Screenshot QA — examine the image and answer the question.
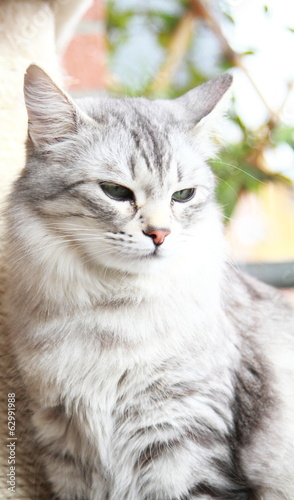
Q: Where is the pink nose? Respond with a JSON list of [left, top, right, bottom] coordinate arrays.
[[145, 229, 171, 246]]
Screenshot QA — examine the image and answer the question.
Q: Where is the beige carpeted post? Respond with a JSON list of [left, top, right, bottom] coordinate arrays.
[[0, 1, 91, 498]]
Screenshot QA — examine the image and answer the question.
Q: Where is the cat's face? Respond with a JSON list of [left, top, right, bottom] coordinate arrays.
[[16, 66, 232, 274]]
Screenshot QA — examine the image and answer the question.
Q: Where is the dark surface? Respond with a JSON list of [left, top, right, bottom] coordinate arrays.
[[239, 261, 294, 288]]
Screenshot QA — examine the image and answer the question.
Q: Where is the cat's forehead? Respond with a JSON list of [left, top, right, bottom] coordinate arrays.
[[78, 95, 173, 127], [80, 95, 175, 152], [79, 97, 209, 189]]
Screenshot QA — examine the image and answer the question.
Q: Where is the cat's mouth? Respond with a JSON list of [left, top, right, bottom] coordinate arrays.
[[147, 247, 163, 259]]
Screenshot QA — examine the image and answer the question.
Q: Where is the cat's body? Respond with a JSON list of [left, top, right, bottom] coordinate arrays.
[[5, 66, 294, 500]]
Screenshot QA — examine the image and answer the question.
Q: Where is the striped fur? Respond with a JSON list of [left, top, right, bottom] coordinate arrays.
[[5, 65, 294, 499]]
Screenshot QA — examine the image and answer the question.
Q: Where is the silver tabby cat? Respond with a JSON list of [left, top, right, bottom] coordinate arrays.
[[5, 65, 294, 500]]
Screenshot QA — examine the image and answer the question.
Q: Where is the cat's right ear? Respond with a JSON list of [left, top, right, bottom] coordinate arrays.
[[24, 65, 89, 149]]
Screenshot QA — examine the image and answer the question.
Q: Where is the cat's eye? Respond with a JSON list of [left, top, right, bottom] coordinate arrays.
[[172, 188, 195, 203], [100, 182, 135, 202]]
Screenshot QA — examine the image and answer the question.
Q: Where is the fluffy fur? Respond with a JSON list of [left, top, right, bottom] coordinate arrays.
[[5, 65, 294, 500]]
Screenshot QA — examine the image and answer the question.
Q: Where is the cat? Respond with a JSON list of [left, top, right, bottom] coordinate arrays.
[[4, 64, 294, 500]]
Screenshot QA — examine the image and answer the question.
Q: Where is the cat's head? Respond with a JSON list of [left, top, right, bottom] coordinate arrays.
[[14, 65, 232, 275]]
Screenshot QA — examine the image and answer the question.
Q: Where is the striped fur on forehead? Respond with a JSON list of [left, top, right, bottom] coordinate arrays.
[[79, 97, 179, 184], [126, 108, 172, 181]]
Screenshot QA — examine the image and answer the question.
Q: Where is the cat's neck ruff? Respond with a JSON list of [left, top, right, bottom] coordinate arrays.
[[8, 209, 225, 337]]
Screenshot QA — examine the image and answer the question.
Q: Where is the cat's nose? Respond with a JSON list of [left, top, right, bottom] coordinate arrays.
[[144, 228, 171, 246]]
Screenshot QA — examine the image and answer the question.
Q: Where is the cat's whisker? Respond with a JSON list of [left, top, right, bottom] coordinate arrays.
[[213, 174, 239, 197], [8, 237, 114, 266], [45, 224, 101, 232], [43, 227, 108, 238], [222, 214, 235, 222], [44, 226, 135, 243], [80, 251, 124, 269], [212, 159, 265, 185], [47, 226, 135, 242]]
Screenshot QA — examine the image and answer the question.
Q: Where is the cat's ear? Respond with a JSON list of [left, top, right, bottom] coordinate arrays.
[[165, 74, 233, 158], [24, 64, 86, 149], [174, 74, 233, 126]]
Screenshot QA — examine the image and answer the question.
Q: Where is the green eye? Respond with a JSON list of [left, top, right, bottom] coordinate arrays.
[[100, 182, 134, 202], [172, 188, 195, 203]]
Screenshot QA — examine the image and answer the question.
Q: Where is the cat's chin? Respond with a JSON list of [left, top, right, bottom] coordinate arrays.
[[95, 250, 172, 275]]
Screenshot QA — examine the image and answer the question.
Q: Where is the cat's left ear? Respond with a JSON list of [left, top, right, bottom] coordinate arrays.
[[24, 64, 92, 149], [174, 73, 233, 127]]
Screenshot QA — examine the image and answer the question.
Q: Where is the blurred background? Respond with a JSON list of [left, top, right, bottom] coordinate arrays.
[[63, 0, 294, 292]]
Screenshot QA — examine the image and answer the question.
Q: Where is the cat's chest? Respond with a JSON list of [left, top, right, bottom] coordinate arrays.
[[58, 337, 235, 473], [34, 296, 233, 407], [72, 292, 217, 347], [30, 302, 237, 479]]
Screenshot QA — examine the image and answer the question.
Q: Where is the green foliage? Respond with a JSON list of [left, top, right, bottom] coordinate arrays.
[[106, 1, 134, 54], [272, 126, 294, 147], [213, 146, 268, 220]]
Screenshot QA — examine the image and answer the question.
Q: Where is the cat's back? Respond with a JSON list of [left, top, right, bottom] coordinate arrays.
[[221, 267, 289, 407], [224, 266, 294, 375], [223, 267, 294, 496], [224, 266, 294, 341]]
